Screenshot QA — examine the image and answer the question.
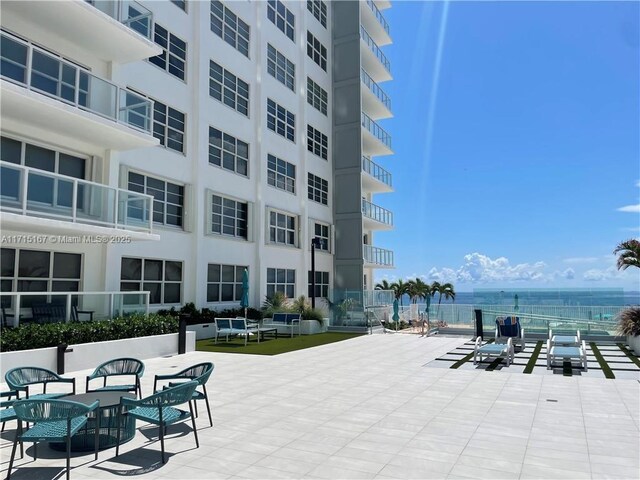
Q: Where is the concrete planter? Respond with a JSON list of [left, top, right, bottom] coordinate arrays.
[[300, 318, 329, 335], [627, 335, 640, 356], [0, 332, 196, 378]]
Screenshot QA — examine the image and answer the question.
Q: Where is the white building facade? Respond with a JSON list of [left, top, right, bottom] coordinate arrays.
[[0, 0, 393, 321]]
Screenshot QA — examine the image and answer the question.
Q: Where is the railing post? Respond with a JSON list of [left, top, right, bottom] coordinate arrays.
[[71, 180, 78, 222], [145, 292, 150, 317], [65, 294, 72, 322], [20, 167, 28, 214], [15, 294, 21, 327], [109, 293, 114, 319]]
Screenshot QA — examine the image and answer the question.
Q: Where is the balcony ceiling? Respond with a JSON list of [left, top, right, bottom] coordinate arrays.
[[0, 1, 161, 65], [360, 40, 392, 84], [361, 84, 393, 121], [363, 216, 393, 232], [1, 80, 159, 151], [362, 127, 393, 157], [362, 170, 393, 194], [360, 2, 392, 47]]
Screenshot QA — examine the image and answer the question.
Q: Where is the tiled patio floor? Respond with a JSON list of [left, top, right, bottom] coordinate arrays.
[[1, 334, 638, 479]]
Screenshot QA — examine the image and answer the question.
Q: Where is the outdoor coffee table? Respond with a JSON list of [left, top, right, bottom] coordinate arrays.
[[50, 391, 136, 452], [256, 327, 278, 342]]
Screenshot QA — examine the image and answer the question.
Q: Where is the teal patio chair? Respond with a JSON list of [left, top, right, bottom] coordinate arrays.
[[5, 367, 76, 399], [1, 398, 23, 460], [115, 380, 199, 464], [153, 362, 214, 427], [86, 358, 145, 398], [7, 398, 100, 480]]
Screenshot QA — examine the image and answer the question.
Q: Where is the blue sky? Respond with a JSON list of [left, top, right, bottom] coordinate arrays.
[[374, 0, 640, 291]]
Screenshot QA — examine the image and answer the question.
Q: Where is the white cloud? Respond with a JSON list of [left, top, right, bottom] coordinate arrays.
[[561, 268, 575, 280], [617, 204, 640, 213], [563, 257, 598, 264]]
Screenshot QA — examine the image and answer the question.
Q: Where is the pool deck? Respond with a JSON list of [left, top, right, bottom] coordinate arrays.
[[1, 334, 638, 479]]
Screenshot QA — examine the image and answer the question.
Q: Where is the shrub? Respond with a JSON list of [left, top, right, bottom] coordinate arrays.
[[0, 313, 178, 352], [617, 307, 640, 337]]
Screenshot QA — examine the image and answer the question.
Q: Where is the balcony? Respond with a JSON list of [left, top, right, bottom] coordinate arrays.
[[374, 0, 392, 10], [0, 31, 158, 151], [0, 0, 160, 64], [362, 199, 393, 230], [361, 69, 392, 120], [361, 0, 391, 47], [363, 244, 395, 268], [360, 26, 392, 83], [0, 161, 159, 241], [361, 112, 393, 156], [362, 156, 393, 193]]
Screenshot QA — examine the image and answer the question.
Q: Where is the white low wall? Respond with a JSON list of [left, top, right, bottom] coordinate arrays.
[[188, 319, 330, 340], [187, 323, 216, 340], [0, 332, 196, 377]]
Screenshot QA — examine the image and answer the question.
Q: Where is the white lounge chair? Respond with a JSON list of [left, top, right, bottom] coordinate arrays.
[[547, 339, 588, 371], [473, 337, 514, 366]]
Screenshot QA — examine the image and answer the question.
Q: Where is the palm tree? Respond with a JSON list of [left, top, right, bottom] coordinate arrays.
[[375, 280, 393, 291], [614, 239, 640, 270], [391, 279, 409, 307], [407, 278, 430, 304], [435, 282, 456, 316]]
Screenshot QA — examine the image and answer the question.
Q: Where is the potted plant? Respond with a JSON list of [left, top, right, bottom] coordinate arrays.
[[617, 307, 640, 355]]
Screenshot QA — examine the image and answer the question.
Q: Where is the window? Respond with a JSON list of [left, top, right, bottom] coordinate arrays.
[[269, 210, 296, 247], [207, 264, 246, 302], [313, 222, 330, 252], [308, 270, 329, 298], [307, 0, 327, 28], [307, 125, 328, 160], [267, 44, 295, 91], [306, 31, 327, 71], [307, 77, 327, 115], [1, 248, 81, 308], [128, 172, 184, 227], [267, 0, 295, 41], [308, 173, 328, 205], [208, 127, 249, 176], [267, 154, 295, 194], [171, 0, 186, 11], [121, 258, 182, 305], [210, 194, 248, 239], [151, 99, 185, 153], [210, 0, 250, 57], [149, 24, 186, 81], [210, 61, 249, 116], [267, 99, 295, 142], [267, 268, 295, 298]]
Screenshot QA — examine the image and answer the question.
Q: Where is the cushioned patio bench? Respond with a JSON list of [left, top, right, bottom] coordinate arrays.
[[262, 313, 301, 338], [214, 318, 257, 346]]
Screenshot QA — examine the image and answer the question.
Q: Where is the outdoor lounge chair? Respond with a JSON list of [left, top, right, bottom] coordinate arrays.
[[547, 339, 588, 371], [86, 358, 145, 398], [495, 316, 525, 351], [473, 337, 514, 366], [6, 398, 100, 480], [115, 381, 199, 464], [5, 367, 76, 399]]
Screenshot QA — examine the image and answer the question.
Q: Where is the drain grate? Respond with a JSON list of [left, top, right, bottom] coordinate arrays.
[[546, 399, 558, 402]]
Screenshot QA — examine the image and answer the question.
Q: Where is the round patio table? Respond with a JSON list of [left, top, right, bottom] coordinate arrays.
[[50, 391, 136, 452]]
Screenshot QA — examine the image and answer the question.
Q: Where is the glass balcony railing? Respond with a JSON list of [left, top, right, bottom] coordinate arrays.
[[360, 26, 391, 74], [0, 161, 154, 234], [365, 0, 390, 35], [362, 156, 392, 188], [361, 69, 391, 111], [363, 244, 394, 267], [361, 112, 392, 149], [85, 0, 154, 39], [362, 199, 393, 226], [0, 31, 153, 134]]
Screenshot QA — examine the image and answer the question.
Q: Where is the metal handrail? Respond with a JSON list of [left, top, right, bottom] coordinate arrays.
[[363, 244, 394, 266], [361, 112, 392, 149], [361, 69, 391, 110], [362, 199, 393, 226], [360, 26, 391, 74], [365, 0, 390, 35], [362, 156, 392, 187]]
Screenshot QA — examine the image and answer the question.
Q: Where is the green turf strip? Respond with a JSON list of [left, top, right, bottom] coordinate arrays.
[[450, 339, 493, 369], [523, 341, 543, 374], [590, 342, 615, 379], [196, 332, 363, 355], [562, 361, 573, 376], [616, 343, 640, 368]]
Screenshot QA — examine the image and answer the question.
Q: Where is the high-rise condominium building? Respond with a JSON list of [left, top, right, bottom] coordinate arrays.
[[0, 0, 393, 322]]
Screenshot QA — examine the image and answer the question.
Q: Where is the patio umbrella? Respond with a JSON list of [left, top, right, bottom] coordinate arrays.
[[240, 268, 249, 319], [392, 298, 399, 332], [514, 293, 519, 313]]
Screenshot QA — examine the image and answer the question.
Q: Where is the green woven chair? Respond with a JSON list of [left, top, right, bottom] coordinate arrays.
[[153, 362, 214, 427], [7, 399, 100, 480], [86, 358, 145, 398], [5, 367, 76, 399], [0, 398, 23, 460], [115, 381, 199, 464]]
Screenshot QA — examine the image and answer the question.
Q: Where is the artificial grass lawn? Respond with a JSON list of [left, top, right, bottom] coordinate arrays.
[[196, 332, 363, 355]]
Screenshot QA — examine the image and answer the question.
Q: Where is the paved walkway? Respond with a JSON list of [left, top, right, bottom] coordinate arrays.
[[1, 334, 638, 479]]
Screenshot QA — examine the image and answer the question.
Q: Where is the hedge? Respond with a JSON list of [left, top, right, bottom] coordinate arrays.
[[0, 313, 178, 352]]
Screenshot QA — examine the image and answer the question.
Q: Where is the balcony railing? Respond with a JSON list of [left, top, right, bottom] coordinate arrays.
[[85, 0, 154, 39], [0, 161, 155, 234], [361, 69, 391, 111], [362, 156, 392, 188], [362, 199, 393, 226], [360, 26, 391, 74], [365, 0, 390, 35], [361, 112, 392, 149], [1, 31, 153, 134], [363, 244, 394, 267]]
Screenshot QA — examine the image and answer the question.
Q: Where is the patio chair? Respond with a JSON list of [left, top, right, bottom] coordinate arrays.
[[547, 339, 588, 371], [5, 367, 76, 399], [0, 397, 23, 459], [115, 380, 199, 464], [495, 316, 525, 351], [473, 337, 514, 366], [86, 358, 145, 398], [214, 318, 256, 346], [153, 362, 214, 427], [6, 398, 100, 480]]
